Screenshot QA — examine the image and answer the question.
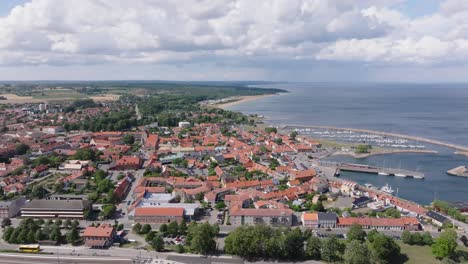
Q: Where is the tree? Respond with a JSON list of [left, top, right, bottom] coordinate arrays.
[[151, 235, 164, 252], [371, 234, 400, 264], [26, 230, 35, 243], [401, 230, 412, 244], [2, 226, 14, 242], [176, 244, 185, 253], [18, 228, 28, 243], [367, 229, 379, 243], [73, 148, 96, 161], [306, 236, 321, 260], [132, 223, 142, 233], [432, 229, 457, 259], [321, 235, 343, 262], [290, 131, 298, 140], [265, 127, 277, 134], [15, 143, 30, 155], [141, 224, 152, 235], [34, 229, 43, 241], [117, 224, 124, 231], [179, 219, 188, 235], [422, 232, 434, 246], [123, 134, 135, 145], [71, 220, 79, 229], [1, 217, 12, 227], [344, 240, 371, 264], [145, 231, 155, 242], [100, 204, 116, 219], [64, 219, 72, 229], [187, 222, 217, 255], [159, 223, 168, 234], [50, 225, 62, 244], [215, 201, 226, 210], [347, 224, 366, 242], [66, 227, 80, 245], [282, 228, 305, 259], [168, 221, 179, 235]]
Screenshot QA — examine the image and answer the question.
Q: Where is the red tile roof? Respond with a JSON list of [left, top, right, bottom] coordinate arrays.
[[135, 207, 184, 217]]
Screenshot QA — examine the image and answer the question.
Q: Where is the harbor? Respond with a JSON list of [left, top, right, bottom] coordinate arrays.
[[319, 161, 425, 179]]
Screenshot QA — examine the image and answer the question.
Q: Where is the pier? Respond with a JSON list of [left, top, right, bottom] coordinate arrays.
[[319, 161, 425, 179], [282, 125, 468, 152]]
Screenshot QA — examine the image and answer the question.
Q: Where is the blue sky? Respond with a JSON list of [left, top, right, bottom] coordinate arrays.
[[0, 0, 468, 82]]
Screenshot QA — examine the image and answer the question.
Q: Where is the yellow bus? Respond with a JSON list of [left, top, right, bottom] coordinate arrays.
[[19, 244, 40, 253]]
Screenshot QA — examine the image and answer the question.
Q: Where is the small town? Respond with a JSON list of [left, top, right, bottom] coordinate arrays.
[[0, 90, 467, 264]]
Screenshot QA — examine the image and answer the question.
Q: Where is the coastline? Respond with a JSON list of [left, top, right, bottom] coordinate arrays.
[[213, 94, 278, 109]]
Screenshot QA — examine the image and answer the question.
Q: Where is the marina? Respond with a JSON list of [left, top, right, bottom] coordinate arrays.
[[320, 161, 425, 179]]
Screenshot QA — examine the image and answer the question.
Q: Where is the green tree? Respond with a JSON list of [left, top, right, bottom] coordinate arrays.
[[367, 229, 379, 243], [34, 229, 43, 241], [422, 232, 434, 246], [50, 225, 62, 244], [215, 201, 226, 210], [141, 224, 152, 235], [146, 231, 156, 242], [18, 228, 28, 243], [187, 222, 217, 255], [401, 230, 412, 244], [347, 224, 366, 242], [179, 219, 188, 235], [432, 229, 457, 259], [132, 223, 142, 233], [282, 228, 305, 259], [64, 219, 72, 229], [371, 234, 400, 264], [100, 204, 116, 219], [306, 236, 321, 260], [2, 226, 14, 242], [159, 223, 168, 234], [176, 244, 185, 253], [15, 143, 30, 155], [151, 235, 164, 252], [344, 240, 371, 264], [321, 235, 343, 262], [71, 220, 79, 229], [66, 227, 80, 245], [123, 134, 135, 145], [26, 230, 36, 243], [265, 127, 277, 134], [167, 221, 179, 235], [73, 148, 96, 161], [290, 131, 298, 140]]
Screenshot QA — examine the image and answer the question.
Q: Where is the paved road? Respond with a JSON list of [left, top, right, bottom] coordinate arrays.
[[0, 253, 132, 264]]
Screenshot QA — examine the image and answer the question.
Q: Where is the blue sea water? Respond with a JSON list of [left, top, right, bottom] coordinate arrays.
[[226, 83, 468, 204]]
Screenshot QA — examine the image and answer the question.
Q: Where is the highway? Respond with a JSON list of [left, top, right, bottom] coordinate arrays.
[[0, 253, 133, 264]]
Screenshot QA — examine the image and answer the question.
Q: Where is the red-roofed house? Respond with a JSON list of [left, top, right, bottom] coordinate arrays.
[[83, 224, 116, 248], [114, 156, 142, 170], [134, 207, 184, 223]]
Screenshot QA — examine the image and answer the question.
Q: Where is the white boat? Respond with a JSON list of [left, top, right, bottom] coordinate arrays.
[[394, 173, 406, 177], [378, 172, 390, 176], [380, 184, 394, 194], [364, 183, 373, 189]]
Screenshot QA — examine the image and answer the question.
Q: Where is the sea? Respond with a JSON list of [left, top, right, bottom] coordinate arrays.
[[225, 83, 468, 205]]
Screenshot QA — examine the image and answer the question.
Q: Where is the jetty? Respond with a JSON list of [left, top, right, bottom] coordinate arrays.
[[319, 161, 425, 179], [282, 125, 468, 152], [446, 166, 468, 178]]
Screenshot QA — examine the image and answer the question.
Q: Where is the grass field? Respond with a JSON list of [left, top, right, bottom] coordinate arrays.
[[397, 241, 468, 264]]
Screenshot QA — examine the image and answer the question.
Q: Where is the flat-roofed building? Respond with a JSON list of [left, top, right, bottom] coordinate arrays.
[[230, 207, 293, 227], [0, 196, 26, 218], [134, 207, 184, 223], [20, 199, 91, 219]]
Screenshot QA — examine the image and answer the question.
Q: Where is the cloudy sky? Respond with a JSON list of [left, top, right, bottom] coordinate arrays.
[[0, 0, 467, 82]]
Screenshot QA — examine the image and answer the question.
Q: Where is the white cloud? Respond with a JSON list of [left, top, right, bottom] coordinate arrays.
[[0, 0, 467, 80]]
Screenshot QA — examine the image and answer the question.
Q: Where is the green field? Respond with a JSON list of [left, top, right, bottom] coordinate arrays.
[[397, 241, 468, 264]]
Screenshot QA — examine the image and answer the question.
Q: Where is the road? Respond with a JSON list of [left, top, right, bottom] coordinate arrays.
[[0, 253, 132, 264]]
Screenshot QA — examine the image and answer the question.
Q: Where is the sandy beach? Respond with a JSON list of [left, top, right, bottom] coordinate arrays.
[[214, 94, 277, 109]]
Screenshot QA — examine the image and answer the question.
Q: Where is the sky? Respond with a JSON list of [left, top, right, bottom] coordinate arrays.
[[0, 0, 468, 82]]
